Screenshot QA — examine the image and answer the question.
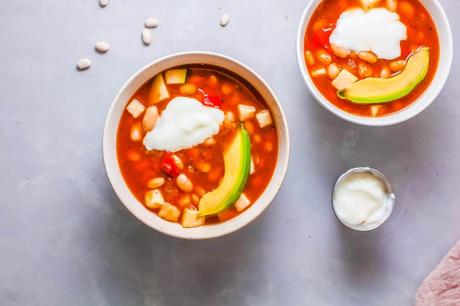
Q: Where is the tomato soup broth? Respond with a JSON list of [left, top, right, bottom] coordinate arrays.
[[304, 0, 439, 117], [117, 65, 278, 226]]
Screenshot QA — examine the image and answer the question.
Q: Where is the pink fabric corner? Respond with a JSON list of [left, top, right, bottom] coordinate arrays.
[[416, 240, 460, 306]]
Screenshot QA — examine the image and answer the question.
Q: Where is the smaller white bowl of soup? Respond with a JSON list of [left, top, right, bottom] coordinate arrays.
[[103, 52, 289, 239], [297, 0, 453, 126]]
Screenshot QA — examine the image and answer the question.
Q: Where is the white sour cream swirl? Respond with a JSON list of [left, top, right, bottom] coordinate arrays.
[[329, 8, 407, 60], [143, 97, 224, 152]]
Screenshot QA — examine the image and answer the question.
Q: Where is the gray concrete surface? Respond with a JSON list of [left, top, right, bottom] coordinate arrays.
[[1, 0, 459, 305]]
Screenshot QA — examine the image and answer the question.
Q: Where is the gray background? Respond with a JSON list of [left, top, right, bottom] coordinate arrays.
[[1, 0, 459, 305]]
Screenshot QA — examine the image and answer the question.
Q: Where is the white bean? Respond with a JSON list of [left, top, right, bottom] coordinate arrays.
[[142, 29, 152, 45], [220, 14, 230, 27], [311, 68, 327, 78], [317, 50, 332, 65], [358, 62, 372, 78], [144, 17, 159, 28], [380, 66, 391, 78], [305, 50, 315, 66], [147, 177, 165, 189], [142, 106, 159, 131], [77, 58, 91, 71], [390, 60, 405, 72], [327, 63, 340, 79], [331, 43, 349, 58], [358, 51, 377, 64], [171, 154, 184, 170], [176, 174, 193, 192], [204, 137, 216, 146], [195, 161, 211, 173], [95, 41, 110, 53], [99, 0, 109, 7], [386, 0, 397, 11]]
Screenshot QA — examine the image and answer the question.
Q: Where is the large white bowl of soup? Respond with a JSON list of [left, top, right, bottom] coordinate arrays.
[[296, 0, 453, 126], [103, 52, 290, 239]]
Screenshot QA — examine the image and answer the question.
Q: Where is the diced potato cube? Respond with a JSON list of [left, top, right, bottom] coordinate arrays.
[[250, 157, 255, 175], [126, 99, 145, 118], [145, 189, 164, 209], [331, 69, 358, 90], [238, 105, 256, 121], [181, 208, 205, 228], [255, 110, 273, 128], [158, 202, 181, 222], [234, 193, 251, 212]]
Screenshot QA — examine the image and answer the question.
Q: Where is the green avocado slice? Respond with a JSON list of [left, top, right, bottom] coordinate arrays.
[[338, 47, 430, 104], [198, 126, 251, 216]]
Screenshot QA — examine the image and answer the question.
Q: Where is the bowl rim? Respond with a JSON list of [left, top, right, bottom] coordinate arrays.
[[103, 51, 290, 239], [296, 0, 453, 126]]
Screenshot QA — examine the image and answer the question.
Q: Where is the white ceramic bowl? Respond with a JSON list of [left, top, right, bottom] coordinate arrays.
[[296, 0, 453, 126], [103, 51, 290, 239]]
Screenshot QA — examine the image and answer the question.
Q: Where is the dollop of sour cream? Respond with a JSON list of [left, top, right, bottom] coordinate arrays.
[[143, 97, 224, 152], [333, 171, 394, 230], [329, 8, 407, 60]]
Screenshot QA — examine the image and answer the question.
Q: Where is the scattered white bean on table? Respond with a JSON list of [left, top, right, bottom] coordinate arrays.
[[142, 29, 152, 45], [95, 41, 110, 53], [220, 14, 230, 27], [145, 17, 159, 28], [99, 0, 109, 8], [77, 58, 91, 71]]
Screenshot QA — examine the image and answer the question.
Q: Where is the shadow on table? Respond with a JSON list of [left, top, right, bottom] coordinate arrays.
[[335, 220, 389, 285], [83, 179, 274, 306]]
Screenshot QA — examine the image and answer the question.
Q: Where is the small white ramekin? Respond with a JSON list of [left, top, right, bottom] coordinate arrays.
[[103, 51, 290, 239], [332, 167, 395, 231], [296, 0, 453, 126]]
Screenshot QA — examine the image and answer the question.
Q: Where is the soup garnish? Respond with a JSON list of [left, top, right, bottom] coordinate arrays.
[[117, 65, 278, 227], [304, 0, 439, 117]]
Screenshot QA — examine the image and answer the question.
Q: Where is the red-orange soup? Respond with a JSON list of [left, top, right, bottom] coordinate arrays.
[[304, 0, 439, 117], [117, 65, 278, 226]]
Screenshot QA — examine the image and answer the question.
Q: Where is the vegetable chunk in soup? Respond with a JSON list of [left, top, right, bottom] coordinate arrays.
[[117, 65, 278, 227], [304, 0, 439, 117]]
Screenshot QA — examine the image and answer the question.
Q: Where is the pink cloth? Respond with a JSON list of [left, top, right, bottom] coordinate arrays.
[[416, 241, 460, 306]]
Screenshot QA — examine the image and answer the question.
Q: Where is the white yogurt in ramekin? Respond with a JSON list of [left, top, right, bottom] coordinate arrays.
[[332, 167, 395, 231]]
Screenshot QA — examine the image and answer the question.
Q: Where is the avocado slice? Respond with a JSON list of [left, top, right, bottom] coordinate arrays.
[[338, 47, 430, 104], [149, 73, 170, 104], [198, 126, 251, 216], [165, 69, 187, 84]]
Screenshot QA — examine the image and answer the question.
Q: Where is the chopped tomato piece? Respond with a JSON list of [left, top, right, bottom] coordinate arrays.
[[198, 89, 223, 108], [160, 152, 180, 177], [203, 95, 223, 107]]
